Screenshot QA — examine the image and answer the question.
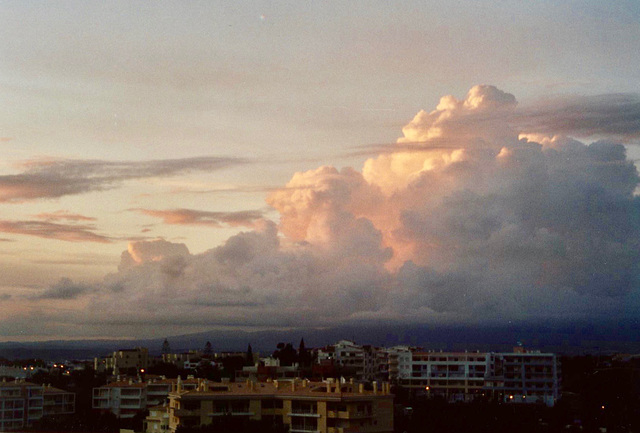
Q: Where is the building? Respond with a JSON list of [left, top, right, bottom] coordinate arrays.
[[0, 380, 75, 431], [395, 347, 560, 406], [93, 377, 198, 418], [399, 351, 492, 402], [487, 349, 560, 406], [145, 404, 170, 433], [165, 378, 394, 433], [236, 358, 301, 382], [95, 347, 150, 375]]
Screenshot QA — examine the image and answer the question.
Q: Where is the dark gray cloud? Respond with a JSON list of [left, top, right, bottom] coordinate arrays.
[[36, 278, 93, 300], [517, 93, 640, 141], [0, 220, 111, 243], [0, 156, 247, 203]]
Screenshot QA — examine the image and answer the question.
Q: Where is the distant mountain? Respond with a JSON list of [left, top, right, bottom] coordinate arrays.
[[1, 319, 639, 361]]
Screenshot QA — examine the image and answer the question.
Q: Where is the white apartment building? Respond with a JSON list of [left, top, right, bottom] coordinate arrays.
[[487, 350, 560, 406], [93, 377, 198, 418], [397, 348, 560, 406], [399, 351, 492, 402]]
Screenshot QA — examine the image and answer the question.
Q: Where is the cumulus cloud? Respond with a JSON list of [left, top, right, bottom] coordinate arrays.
[[134, 208, 265, 228], [0, 156, 245, 203], [42, 85, 640, 331]]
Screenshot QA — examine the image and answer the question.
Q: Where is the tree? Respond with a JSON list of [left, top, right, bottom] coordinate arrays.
[[204, 341, 213, 357], [273, 343, 297, 366], [246, 344, 254, 366], [162, 338, 171, 355]]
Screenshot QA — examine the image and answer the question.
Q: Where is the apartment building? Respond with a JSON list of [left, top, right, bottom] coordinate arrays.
[[399, 351, 492, 402], [236, 358, 301, 382], [93, 377, 198, 418], [0, 380, 75, 431], [165, 378, 394, 433], [487, 349, 560, 406], [395, 348, 560, 406], [145, 404, 170, 433], [94, 347, 150, 375]]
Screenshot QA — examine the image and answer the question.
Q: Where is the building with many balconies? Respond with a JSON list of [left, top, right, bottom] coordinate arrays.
[[165, 378, 394, 433], [0, 380, 75, 431]]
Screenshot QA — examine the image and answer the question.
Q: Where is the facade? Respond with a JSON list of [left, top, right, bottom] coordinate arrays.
[[95, 347, 150, 375], [145, 404, 170, 433], [399, 351, 492, 402], [0, 380, 75, 431], [165, 378, 394, 433], [93, 377, 198, 418], [236, 358, 301, 382], [395, 348, 560, 406], [487, 350, 560, 406]]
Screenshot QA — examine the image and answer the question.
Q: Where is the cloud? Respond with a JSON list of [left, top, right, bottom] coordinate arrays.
[[0, 220, 111, 243], [15, 85, 640, 336], [134, 208, 265, 229], [35, 278, 93, 300], [516, 93, 640, 142], [0, 156, 246, 203], [32, 210, 97, 221]]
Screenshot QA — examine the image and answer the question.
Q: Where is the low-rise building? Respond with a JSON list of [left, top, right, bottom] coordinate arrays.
[[165, 378, 394, 433]]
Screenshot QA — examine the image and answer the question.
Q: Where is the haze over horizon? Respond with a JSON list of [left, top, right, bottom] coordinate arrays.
[[2, 1, 640, 342]]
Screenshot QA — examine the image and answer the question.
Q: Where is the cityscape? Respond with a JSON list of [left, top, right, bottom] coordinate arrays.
[[3, 338, 640, 432]]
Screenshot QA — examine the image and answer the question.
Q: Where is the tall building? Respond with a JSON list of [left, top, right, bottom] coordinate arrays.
[[165, 378, 394, 433]]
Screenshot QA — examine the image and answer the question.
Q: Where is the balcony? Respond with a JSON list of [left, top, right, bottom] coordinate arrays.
[[327, 410, 371, 419], [208, 411, 255, 417], [174, 408, 200, 417], [288, 411, 320, 418], [120, 402, 144, 409]]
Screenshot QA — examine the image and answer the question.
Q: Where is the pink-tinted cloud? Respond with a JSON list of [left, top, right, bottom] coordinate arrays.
[[0, 156, 246, 203], [134, 208, 265, 229], [0, 220, 111, 243], [32, 210, 97, 221]]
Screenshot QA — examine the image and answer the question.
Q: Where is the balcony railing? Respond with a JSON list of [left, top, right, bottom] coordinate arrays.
[[288, 411, 320, 418]]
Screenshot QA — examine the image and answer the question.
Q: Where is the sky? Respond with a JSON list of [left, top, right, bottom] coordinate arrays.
[[1, 0, 640, 341]]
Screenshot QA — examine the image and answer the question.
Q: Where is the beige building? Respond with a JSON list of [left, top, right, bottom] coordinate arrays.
[[95, 347, 149, 375], [145, 404, 170, 433], [166, 378, 394, 433]]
